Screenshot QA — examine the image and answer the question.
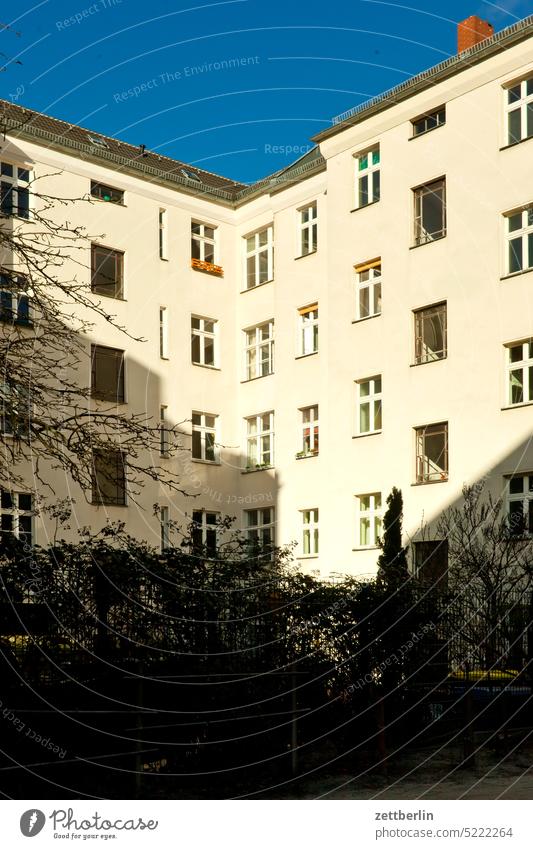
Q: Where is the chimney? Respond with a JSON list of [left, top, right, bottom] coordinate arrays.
[[457, 15, 494, 52]]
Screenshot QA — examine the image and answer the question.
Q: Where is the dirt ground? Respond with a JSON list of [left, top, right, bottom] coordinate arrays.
[[260, 740, 533, 799]]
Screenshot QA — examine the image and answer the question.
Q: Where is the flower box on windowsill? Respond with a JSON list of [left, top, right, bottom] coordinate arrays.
[[296, 450, 319, 460], [243, 463, 272, 473], [191, 258, 224, 276]]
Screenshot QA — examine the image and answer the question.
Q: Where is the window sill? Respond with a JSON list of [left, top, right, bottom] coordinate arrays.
[[352, 313, 381, 324], [192, 362, 221, 371], [295, 351, 319, 361], [410, 355, 447, 367], [501, 401, 533, 411], [240, 279, 274, 294], [411, 478, 448, 486], [241, 373, 274, 384], [91, 291, 126, 301], [500, 268, 533, 282], [408, 123, 445, 140], [352, 546, 379, 551], [294, 250, 317, 261], [499, 135, 533, 153], [90, 197, 126, 207], [352, 431, 382, 439], [91, 397, 127, 405], [242, 465, 274, 474], [91, 501, 127, 508], [299, 554, 319, 560], [410, 234, 446, 250], [296, 452, 319, 460], [191, 458, 221, 466], [350, 200, 380, 213]]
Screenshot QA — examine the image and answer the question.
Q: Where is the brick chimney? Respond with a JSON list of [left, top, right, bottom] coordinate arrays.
[[457, 15, 494, 52]]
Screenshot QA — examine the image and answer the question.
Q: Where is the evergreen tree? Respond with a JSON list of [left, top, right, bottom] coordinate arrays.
[[377, 487, 409, 589]]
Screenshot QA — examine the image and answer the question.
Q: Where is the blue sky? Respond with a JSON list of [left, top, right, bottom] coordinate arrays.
[[0, 0, 530, 183]]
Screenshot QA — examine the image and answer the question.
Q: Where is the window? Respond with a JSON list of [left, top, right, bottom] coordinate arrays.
[[355, 146, 380, 208], [414, 540, 448, 586], [160, 506, 170, 551], [160, 405, 169, 456], [159, 307, 169, 359], [191, 317, 217, 367], [415, 423, 448, 483], [413, 178, 446, 245], [0, 273, 30, 325], [0, 491, 33, 547], [356, 376, 382, 434], [412, 107, 446, 137], [414, 303, 447, 364], [355, 259, 381, 320], [244, 321, 274, 379], [192, 509, 218, 556], [356, 493, 382, 548], [0, 162, 31, 218], [191, 222, 216, 263], [506, 339, 533, 405], [91, 245, 124, 299], [91, 345, 125, 403], [298, 304, 318, 356], [90, 181, 124, 205], [245, 226, 273, 289], [159, 209, 168, 259], [301, 508, 319, 555], [192, 412, 218, 463], [507, 474, 533, 536], [0, 382, 31, 436], [299, 405, 319, 456], [505, 205, 533, 275], [299, 202, 317, 255], [244, 507, 275, 550], [246, 412, 274, 469], [505, 77, 533, 145], [91, 450, 126, 505]]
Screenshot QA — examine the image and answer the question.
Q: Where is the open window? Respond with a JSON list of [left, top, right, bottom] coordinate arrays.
[[413, 178, 446, 245], [414, 302, 447, 364], [415, 423, 448, 483]]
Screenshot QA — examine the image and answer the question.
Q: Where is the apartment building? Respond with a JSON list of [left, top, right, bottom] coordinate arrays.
[[1, 14, 533, 578]]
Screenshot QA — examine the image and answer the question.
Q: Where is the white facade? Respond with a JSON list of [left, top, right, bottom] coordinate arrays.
[[2, 18, 533, 577]]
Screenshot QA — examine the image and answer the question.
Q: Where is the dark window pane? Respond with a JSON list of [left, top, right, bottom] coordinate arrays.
[[191, 430, 202, 459], [191, 333, 201, 363], [509, 238, 523, 273], [509, 476, 524, 494], [18, 493, 32, 511], [359, 174, 368, 207], [17, 187, 29, 218], [1, 163, 13, 177], [1, 182, 13, 215], [373, 169, 380, 202], [91, 247, 123, 298], [508, 108, 521, 144], [90, 181, 124, 204]]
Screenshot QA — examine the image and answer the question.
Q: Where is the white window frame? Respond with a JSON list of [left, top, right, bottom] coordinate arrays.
[[505, 205, 533, 275], [505, 76, 533, 146], [355, 259, 381, 320], [506, 339, 533, 406], [301, 508, 319, 556], [192, 412, 219, 463], [191, 221, 217, 263], [192, 509, 219, 554], [244, 507, 275, 549], [159, 307, 169, 359], [413, 178, 446, 246], [354, 146, 380, 209], [160, 405, 169, 456], [0, 490, 33, 547], [299, 405, 319, 456], [415, 422, 448, 483], [160, 505, 170, 551], [0, 161, 31, 219], [298, 201, 317, 256], [356, 376, 382, 435], [244, 321, 274, 380], [298, 304, 319, 356], [507, 474, 533, 536], [244, 225, 274, 289], [159, 208, 168, 260], [356, 493, 382, 549], [191, 316, 218, 368], [245, 412, 274, 469], [413, 302, 447, 364]]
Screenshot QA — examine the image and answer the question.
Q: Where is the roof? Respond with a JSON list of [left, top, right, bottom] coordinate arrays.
[[313, 14, 533, 144]]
